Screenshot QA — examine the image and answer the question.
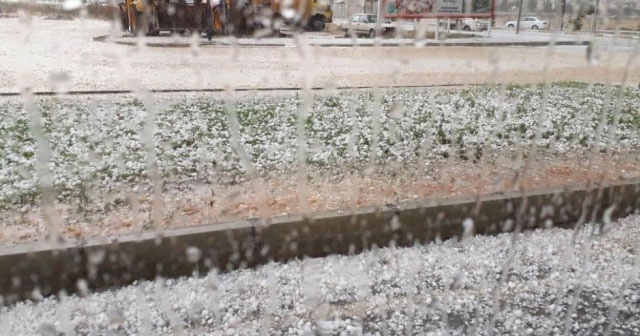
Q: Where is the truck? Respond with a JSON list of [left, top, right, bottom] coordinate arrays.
[[234, 0, 333, 33], [118, 0, 332, 37]]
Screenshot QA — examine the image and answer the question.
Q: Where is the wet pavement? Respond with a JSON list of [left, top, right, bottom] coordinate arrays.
[[100, 29, 589, 48]]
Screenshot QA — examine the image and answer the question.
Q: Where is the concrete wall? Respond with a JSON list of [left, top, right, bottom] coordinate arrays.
[[1, 180, 638, 304]]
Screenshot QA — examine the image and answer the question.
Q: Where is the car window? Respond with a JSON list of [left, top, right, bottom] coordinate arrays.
[[368, 16, 377, 23]]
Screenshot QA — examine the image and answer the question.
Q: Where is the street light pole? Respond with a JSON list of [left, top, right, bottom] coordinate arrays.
[[560, 0, 566, 30], [375, 0, 383, 37], [591, 0, 600, 32], [515, 0, 524, 34]]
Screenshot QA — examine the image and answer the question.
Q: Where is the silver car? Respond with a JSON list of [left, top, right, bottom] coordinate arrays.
[[458, 18, 489, 31], [339, 14, 395, 38], [504, 16, 549, 30]]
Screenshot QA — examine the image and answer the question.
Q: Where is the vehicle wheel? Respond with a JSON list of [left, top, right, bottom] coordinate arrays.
[[531, 25, 539, 30], [368, 29, 375, 38], [463, 25, 471, 31], [507, 24, 514, 29], [311, 16, 325, 31]]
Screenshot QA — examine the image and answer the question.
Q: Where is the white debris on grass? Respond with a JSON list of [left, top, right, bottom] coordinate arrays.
[[2, 215, 640, 335], [1, 84, 639, 211]]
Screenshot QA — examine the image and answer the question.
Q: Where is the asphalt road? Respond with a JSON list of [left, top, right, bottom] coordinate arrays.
[[0, 17, 638, 92]]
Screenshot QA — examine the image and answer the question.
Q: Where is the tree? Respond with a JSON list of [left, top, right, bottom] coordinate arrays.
[[572, 15, 584, 30], [570, 2, 595, 31], [583, 3, 595, 14], [543, 0, 553, 13], [565, 2, 573, 15], [472, 0, 492, 12], [527, 0, 538, 11], [498, 0, 510, 11]]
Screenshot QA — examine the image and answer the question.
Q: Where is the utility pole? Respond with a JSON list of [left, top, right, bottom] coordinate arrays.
[[375, 0, 383, 37], [591, 0, 600, 32], [515, 0, 524, 33], [560, 0, 566, 30]]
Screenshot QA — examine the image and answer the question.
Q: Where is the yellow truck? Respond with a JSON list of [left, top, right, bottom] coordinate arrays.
[[269, 0, 333, 31], [298, 0, 333, 31]]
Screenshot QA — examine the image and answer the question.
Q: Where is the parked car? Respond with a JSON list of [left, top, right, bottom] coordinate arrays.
[[338, 13, 395, 38], [504, 16, 548, 30], [443, 18, 489, 31]]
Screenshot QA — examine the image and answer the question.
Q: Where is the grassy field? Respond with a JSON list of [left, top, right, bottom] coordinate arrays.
[[1, 82, 639, 212]]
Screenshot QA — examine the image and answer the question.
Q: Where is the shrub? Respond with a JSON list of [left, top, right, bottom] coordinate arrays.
[[569, 2, 596, 31], [572, 15, 584, 31]]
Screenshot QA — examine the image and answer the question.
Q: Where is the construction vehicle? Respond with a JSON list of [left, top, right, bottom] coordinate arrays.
[[269, 0, 333, 31], [118, 0, 332, 37]]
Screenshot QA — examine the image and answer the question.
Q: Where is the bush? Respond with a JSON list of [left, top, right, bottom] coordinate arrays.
[[572, 16, 584, 30], [569, 2, 595, 31]]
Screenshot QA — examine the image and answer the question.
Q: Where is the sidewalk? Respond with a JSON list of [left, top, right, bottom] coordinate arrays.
[[96, 30, 589, 48]]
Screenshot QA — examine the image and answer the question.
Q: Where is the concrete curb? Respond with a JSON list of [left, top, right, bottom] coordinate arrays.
[[1, 180, 638, 304], [0, 83, 486, 97], [93, 34, 589, 48]]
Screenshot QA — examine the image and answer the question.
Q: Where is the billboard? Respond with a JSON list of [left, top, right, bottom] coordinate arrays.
[[384, 0, 494, 19]]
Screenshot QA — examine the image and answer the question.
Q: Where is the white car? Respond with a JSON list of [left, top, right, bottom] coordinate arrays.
[[441, 18, 489, 31], [504, 17, 548, 30], [338, 14, 396, 38]]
